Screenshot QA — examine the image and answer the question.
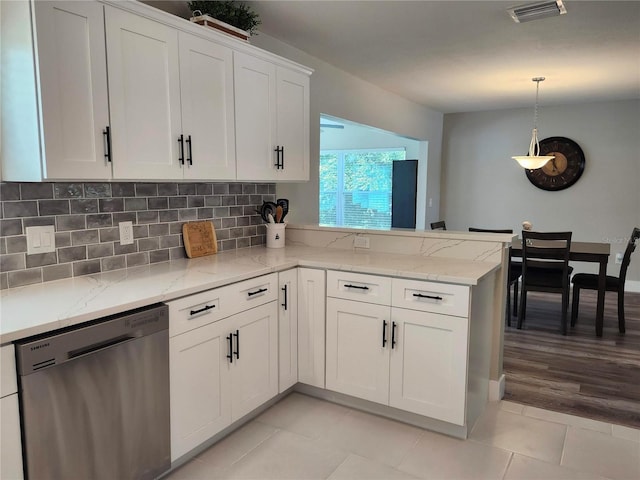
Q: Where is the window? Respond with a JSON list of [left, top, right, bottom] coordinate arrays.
[[319, 148, 406, 229]]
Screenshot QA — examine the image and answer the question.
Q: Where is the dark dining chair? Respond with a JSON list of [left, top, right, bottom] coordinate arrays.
[[469, 227, 520, 325], [571, 227, 639, 334], [430, 221, 446, 230], [518, 231, 573, 335]]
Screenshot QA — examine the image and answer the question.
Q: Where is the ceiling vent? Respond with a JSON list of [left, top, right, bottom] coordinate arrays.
[[508, 0, 567, 23]]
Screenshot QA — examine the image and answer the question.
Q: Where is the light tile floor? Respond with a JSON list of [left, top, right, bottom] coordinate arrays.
[[167, 393, 640, 480]]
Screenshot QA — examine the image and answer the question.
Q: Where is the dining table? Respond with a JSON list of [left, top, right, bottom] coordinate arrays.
[[511, 239, 611, 336]]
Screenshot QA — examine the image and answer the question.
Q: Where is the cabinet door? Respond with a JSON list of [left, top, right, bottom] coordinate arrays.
[[297, 268, 326, 388], [278, 269, 298, 392], [1, 394, 24, 480], [170, 319, 232, 460], [179, 32, 236, 180], [275, 67, 310, 181], [230, 302, 279, 421], [234, 51, 277, 181], [389, 307, 468, 426], [326, 298, 390, 405], [105, 6, 182, 179], [33, 1, 111, 180]]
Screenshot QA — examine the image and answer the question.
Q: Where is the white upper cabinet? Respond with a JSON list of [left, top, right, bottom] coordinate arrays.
[[1, 0, 311, 182], [178, 33, 236, 180], [105, 5, 182, 180], [234, 51, 310, 182], [1, 0, 111, 181], [275, 67, 310, 181]]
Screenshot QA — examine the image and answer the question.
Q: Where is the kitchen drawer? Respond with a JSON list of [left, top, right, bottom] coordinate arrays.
[[392, 278, 470, 318], [225, 274, 278, 317], [168, 274, 278, 337], [326, 270, 392, 306], [168, 287, 228, 337], [1, 344, 17, 397]]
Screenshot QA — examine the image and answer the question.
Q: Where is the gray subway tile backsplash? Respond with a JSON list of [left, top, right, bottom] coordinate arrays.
[[0, 181, 273, 289], [0, 182, 275, 289], [20, 183, 54, 200], [8, 268, 42, 288]]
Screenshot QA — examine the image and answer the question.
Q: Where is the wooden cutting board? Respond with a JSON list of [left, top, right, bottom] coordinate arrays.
[[183, 221, 218, 258]]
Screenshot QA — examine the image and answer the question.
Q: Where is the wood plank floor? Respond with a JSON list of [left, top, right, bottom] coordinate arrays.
[[503, 289, 640, 429]]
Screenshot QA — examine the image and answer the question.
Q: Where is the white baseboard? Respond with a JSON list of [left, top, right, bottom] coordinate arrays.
[[625, 280, 640, 293], [489, 374, 505, 401]]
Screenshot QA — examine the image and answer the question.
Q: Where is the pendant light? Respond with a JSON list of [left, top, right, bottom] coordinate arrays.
[[512, 77, 555, 169]]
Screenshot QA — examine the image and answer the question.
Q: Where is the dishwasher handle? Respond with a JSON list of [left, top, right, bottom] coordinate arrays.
[[68, 334, 137, 360]]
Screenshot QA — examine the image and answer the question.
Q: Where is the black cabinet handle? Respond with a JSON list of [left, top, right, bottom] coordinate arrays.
[[413, 293, 443, 301], [233, 329, 239, 359], [282, 284, 288, 310], [178, 134, 185, 165], [226, 333, 233, 363], [274, 146, 284, 169], [391, 321, 397, 349], [344, 284, 369, 290], [382, 320, 388, 347], [190, 304, 215, 316], [103, 126, 112, 163], [247, 287, 267, 297], [186, 135, 193, 165]]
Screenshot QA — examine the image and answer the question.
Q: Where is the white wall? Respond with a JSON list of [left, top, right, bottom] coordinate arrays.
[[442, 99, 640, 283], [250, 34, 444, 227]]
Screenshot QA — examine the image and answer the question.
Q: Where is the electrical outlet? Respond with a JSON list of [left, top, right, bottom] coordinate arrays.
[[615, 252, 623, 264], [119, 221, 134, 245], [354, 236, 370, 249]]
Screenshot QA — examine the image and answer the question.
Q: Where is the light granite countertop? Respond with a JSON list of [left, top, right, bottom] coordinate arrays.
[[0, 245, 500, 344]]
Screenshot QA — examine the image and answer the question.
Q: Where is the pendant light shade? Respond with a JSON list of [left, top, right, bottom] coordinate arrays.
[[512, 77, 554, 169]]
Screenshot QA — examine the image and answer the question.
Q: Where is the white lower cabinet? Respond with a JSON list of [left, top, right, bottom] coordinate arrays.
[[230, 302, 279, 421], [278, 269, 298, 392], [170, 318, 232, 460], [326, 298, 390, 405], [1, 394, 23, 480], [168, 274, 279, 461], [297, 268, 326, 388], [389, 307, 468, 425], [325, 270, 472, 426], [1, 344, 23, 480]]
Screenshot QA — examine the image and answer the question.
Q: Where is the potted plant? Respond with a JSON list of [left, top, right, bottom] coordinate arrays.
[[188, 1, 261, 41]]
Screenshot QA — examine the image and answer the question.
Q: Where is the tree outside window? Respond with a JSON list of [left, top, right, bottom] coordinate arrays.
[[319, 148, 406, 229]]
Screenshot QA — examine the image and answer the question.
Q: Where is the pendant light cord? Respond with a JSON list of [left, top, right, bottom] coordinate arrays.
[[530, 77, 544, 157]]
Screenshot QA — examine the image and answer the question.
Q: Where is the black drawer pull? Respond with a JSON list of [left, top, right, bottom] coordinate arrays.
[[190, 304, 215, 316], [391, 321, 397, 349], [344, 284, 369, 290], [382, 320, 388, 347], [413, 293, 443, 301], [247, 287, 268, 297], [282, 284, 288, 310], [226, 334, 233, 363]]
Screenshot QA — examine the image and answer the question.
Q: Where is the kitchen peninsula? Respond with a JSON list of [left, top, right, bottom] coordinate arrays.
[[0, 225, 512, 476]]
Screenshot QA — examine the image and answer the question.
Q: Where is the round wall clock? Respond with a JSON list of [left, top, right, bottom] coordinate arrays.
[[525, 137, 585, 191]]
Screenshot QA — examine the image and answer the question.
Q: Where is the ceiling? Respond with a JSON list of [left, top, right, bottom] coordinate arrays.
[[145, 1, 640, 113]]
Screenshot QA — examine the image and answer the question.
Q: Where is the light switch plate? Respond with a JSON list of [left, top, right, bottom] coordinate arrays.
[[26, 226, 56, 255]]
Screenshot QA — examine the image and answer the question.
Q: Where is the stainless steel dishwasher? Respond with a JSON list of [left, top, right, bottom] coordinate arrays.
[[16, 303, 170, 480]]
